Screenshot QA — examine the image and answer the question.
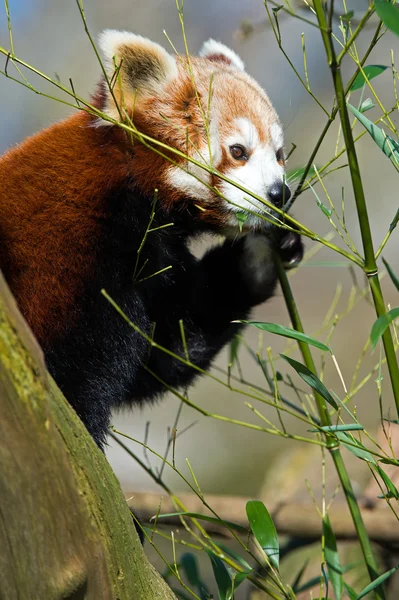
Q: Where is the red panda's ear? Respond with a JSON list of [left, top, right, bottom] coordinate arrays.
[[199, 39, 245, 72], [98, 30, 178, 120]]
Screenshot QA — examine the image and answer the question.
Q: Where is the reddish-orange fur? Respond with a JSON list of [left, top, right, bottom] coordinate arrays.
[[0, 112, 131, 344]]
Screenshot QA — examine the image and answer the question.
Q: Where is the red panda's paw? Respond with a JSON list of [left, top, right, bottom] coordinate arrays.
[[239, 230, 303, 305], [240, 234, 277, 301], [277, 230, 304, 269]]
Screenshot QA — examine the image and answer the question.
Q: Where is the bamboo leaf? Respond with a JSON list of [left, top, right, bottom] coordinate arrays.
[[317, 198, 333, 217], [295, 563, 360, 594], [350, 65, 388, 91], [375, 0, 399, 36], [291, 559, 310, 592], [341, 10, 354, 21], [348, 104, 399, 165], [309, 424, 364, 432], [206, 550, 232, 600], [382, 257, 399, 291], [232, 571, 251, 587], [375, 465, 399, 499], [280, 354, 338, 409], [239, 321, 331, 352], [323, 515, 343, 600], [383, 418, 399, 424], [388, 207, 399, 233], [308, 181, 333, 218], [286, 164, 317, 182], [180, 553, 201, 586], [379, 456, 399, 466], [345, 583, 358, 600], [236, 211, 248, 232], [356, 565, 399, 599], [212, 541, 252, 572], [246, 500, 279, 570], [370, 307, 399, 349], [154, 512, 248, 533], [359, 98, 375, 113], [336, 432, 377, 465]]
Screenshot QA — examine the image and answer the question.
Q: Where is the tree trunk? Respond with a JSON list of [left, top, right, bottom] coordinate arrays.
[[0, 272, 177, 600]]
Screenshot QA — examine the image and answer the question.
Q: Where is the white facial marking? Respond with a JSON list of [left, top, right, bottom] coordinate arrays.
[[218, 117, 285, 218], [167, 147, 213, 201], [167, 118, 221, 200], [225, 118, 259, 151], [270, 122, 284, 150], [220, 145, 284, 213]]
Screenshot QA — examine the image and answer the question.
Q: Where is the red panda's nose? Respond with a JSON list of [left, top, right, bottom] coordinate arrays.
[[268, 182, 291, 208]]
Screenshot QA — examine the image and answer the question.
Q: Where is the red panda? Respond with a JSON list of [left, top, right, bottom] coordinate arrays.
[[0, 31, 303, 448]]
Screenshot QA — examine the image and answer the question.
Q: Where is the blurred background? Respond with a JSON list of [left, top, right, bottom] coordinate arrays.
[[1, 1, 398, 596]]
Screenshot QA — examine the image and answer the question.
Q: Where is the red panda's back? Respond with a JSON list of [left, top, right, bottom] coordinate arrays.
[[0, 111, 130, 346]]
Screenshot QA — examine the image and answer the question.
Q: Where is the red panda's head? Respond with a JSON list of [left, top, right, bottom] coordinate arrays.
[[98, 30, 288, 233]]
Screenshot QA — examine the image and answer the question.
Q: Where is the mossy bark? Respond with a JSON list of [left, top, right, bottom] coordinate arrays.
[[0, 273, 176, 600]]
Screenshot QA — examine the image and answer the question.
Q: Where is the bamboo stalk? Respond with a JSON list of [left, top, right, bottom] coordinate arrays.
[[276, 258, 385, 600], [312, 0, 399, 422]]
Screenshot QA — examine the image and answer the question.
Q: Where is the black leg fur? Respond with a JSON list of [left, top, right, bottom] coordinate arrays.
[[43, 189, 303, 450]]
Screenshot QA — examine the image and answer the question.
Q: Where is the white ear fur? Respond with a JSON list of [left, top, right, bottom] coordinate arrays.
[[199, 39, 245, 72], [98, 29, 178, 94]]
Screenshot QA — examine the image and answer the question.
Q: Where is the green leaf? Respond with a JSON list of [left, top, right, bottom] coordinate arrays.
[[154, 512, 248, 533], [375, 0, 399, 36], [350, 65, 388, 91], [370, 307, 399, 349], [375, 464, 399, 499], [308, 182, 334, 219], [336, 432, 377, 465], [280, 354, 338, 409], [295, 575, 324, 594], [212, 540, 252, 572], [359, 98, 375, 113], [180, 553, 202, 587], [236, 211, 248, 232], [356, 565, 399, 599], [382, 257, 399, 292], [291, 559, 310, 592], [344, 583, 358, 600], [348, 104, 399, 165], [246, 500, 279, 570], [309, 424, 364, 433], [317, 198, 334, 217], [232, 571, 251, 587], [240, 321, 331, 352], [210, 543, 252, 594], [380, 457, 399, 466], [323, 515, 343, 600], [388, 206, 399, 233], [205, 550, 232, 600], [286, 164, 317, 182], [295, 564, 360, 595], [341, 10, 354, 21]]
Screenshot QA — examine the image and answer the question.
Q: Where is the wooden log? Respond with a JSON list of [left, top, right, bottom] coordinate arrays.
[[0, 272, 176, 600]]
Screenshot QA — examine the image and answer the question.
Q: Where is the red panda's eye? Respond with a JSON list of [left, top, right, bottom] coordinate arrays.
[[276, 148, 285, 164], [229, 145, 248, 161]]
